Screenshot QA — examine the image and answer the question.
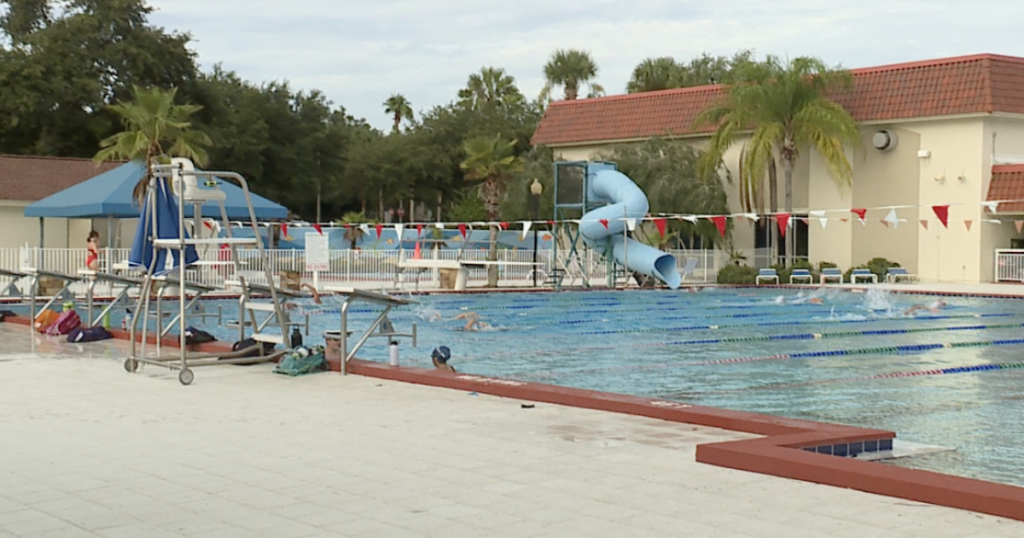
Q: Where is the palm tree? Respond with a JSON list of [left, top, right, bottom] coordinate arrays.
[[460, 135, 525, 287], [695, 56, 859, 263], [383, 94, 414, 133], [541, 49, 604, 101], [94, 85, 211, 206], [627, 57, 680, 93], [458, 67, 525, 110]]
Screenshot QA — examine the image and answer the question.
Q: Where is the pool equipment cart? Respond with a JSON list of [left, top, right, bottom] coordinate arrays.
[[124, 160, 289, 385], [552, 161, 680, 289], [322, 286, 416, 375]]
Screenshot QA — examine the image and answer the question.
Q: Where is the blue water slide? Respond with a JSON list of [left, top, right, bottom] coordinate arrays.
[[577, 168, 681, 289]]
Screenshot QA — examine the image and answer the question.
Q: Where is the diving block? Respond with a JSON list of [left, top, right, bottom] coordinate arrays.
[[78, 269, 144, 327], [0, 268, 28, 298], [396, 259, 543, 290]]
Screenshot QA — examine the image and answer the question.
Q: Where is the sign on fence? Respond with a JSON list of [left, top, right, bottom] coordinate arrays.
[[305, 233, 329, 272]]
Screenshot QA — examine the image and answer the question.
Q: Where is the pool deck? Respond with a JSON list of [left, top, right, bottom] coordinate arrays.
[[2, 324, 1023, 537]]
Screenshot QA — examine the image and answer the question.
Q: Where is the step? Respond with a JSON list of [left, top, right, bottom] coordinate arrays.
[[243, 302, 278, 312], [251, 333, 285, 345]]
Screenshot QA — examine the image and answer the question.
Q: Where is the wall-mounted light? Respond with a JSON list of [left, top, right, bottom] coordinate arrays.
[[957, 171, 967, 182], [934, 174, 946, 183], [917, 150, 932, 159]]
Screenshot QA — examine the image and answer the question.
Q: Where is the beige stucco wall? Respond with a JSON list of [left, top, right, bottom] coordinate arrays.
[[980, 115, 1024, 281], [0, 202, 138, 250]]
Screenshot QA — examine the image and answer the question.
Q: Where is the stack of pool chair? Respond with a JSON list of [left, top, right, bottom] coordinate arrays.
[[885, 267, 917, 283]]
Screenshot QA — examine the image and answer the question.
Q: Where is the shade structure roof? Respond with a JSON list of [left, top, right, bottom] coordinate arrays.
[[24, 161, 289, 220]]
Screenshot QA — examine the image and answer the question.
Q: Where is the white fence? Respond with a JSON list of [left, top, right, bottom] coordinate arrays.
[[0, 246, 727, 292], [995, 249, 1024, 282]]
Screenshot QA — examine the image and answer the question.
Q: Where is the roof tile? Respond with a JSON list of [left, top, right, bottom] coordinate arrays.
[[988, 164, 1024, 213], [0, 154, 122, 202], [532, 54, 1024, 146]]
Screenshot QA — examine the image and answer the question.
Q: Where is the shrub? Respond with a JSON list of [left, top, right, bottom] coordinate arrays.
[[771, 260, 817, 283], [818, 261, 837, 271], [717, 264, 759, 284], [843, 257, 901, 282]]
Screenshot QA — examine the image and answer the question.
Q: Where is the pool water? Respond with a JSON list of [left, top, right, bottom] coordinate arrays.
[[69, 287, 1024, 487]]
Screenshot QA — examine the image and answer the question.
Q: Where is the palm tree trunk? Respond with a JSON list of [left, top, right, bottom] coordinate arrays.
[[378, 187, 384, 221], [393, 113, 400, 133], [565, 84, 578, 101], [768, 158, 779, 265], [782, 154, 795, 266], [487, 223, 499, 287]]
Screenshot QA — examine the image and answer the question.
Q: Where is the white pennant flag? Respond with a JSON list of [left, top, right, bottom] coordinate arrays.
[[435, 222, 444, 229], [809, 210, 826, 219], [521, 221, 532, 240], [982, 201, 1000, 213], [394, 223, 404, 239], [359, 224, 370, 236], [819, 218, 829, 230], [742, 213, 760, 222], [682, 216, 698, 223], [625, 218, 637, 231], [883, 208, 900, 229], [987, 219, 1003, 225]]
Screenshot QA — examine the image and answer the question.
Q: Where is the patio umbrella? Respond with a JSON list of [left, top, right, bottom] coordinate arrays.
[[129, 179, 199, 275]]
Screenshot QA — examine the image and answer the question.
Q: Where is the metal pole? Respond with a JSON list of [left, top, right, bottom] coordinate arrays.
[[533, 229, 538, 287]]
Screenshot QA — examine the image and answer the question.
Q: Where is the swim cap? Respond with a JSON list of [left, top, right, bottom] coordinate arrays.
[[432, 346, 451, 363]]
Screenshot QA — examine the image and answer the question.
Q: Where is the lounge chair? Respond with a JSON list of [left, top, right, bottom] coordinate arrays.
[[756, 268, 779, 285], [820, 267, 843, 285], [885, 267, 917, 283], [789, 269, 813, 284], [851, 268, 878, 284], [679, 258, 698, 281]]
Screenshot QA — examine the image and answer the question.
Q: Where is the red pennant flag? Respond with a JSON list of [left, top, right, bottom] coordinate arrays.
[[851, 208, 867, 223], [932, 205, 950, 228], [711, 216, 727, 238], [654, 218, 667, 237], [458, 223, 467, 238], [840, 218, 849, 223], [375, 223, 383, 238], [800, 218, 809, 225], [1016, 221, 1024, 234], [776, 213, 790, 238], [547, 220, 556, 226], [312, 223, 323, 235], [343, 223, 351, 229], [499, 222, 509, 230], [416, 224, 424, 236], [599, 219, 609, 229], [920, 219, 929, 230], [880, 220, 889, 228], [964, 220, 973, 231], [280, 223, 288, 237]]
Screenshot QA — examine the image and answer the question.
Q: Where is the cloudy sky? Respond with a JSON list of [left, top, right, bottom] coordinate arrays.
[[149, 0, 1023, 131]]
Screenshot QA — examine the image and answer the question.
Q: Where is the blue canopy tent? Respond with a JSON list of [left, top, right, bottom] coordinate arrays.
[[23, 161, 288, 247]]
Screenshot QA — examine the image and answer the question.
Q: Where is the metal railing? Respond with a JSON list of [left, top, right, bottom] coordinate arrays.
[[995, 249, 1024, 282], [0, 246, 729, 292]]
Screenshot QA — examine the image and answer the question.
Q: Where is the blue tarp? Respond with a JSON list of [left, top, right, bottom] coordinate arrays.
[[24, 161, 289, 220]]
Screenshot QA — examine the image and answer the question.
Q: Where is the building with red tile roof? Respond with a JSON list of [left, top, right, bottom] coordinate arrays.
[[531, 54, 1024, 284]]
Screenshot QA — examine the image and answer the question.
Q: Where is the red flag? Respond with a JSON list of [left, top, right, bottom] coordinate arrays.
[[416, 224, 423, 236], [840, 218, 849, 223], [964, 220, 973, 231], [1016, 221, 1024, 234], [280, 223, 288, 237], [458, 223, 467, 238], [711, 216, 727, 238], [932, 205, 949, 228], [343, 223, 351, 229], [799, 218, 809, 225], [776, 213, 790, 237], [920, 220, 929, 230], [312, 223, 323, 235], [547, 220, 556, 226], [375, 223, 383, 238], [499, 222, 509, 230], [880, 219, 889, 228], [599, 219, 609, 229], [654, 218, 667, 237], [851, 208, 867, 223]]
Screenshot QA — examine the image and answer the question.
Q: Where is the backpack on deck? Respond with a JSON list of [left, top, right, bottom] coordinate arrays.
[[45, 310, 81, 336], [183, 326, 217, 346], [34, 309, 61, 333], [273, 345, 327, 377], [67, 326, 113, 343]]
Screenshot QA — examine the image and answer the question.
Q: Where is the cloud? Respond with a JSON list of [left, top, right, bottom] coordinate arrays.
[[148, 0, 1024, 130]]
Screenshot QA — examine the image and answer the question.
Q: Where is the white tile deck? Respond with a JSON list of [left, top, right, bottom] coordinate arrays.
[[1, 324, 1023, 538]]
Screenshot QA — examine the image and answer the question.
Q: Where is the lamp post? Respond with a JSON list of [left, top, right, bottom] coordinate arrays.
[[530, 179, 543, 287]]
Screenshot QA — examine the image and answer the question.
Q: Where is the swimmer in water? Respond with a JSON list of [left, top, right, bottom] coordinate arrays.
[[431, 346, 456, 373], [300, 283, 323, 304], [452, 312, 489, 331], [904, 299, 947, 316]]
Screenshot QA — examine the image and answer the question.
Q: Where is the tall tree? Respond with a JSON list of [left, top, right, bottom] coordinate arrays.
[[696, 56, 859, 262], [94, 85, 211, 205], [541, 49, 603, 101], [458, 67, 525, 111], [460, 135, 524, 287], [383, 93, 414, 133], [627, 57, 679, 93]]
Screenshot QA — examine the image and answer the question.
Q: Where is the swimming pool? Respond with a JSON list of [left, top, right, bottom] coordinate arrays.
[[64, 287, 1024, 487]]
